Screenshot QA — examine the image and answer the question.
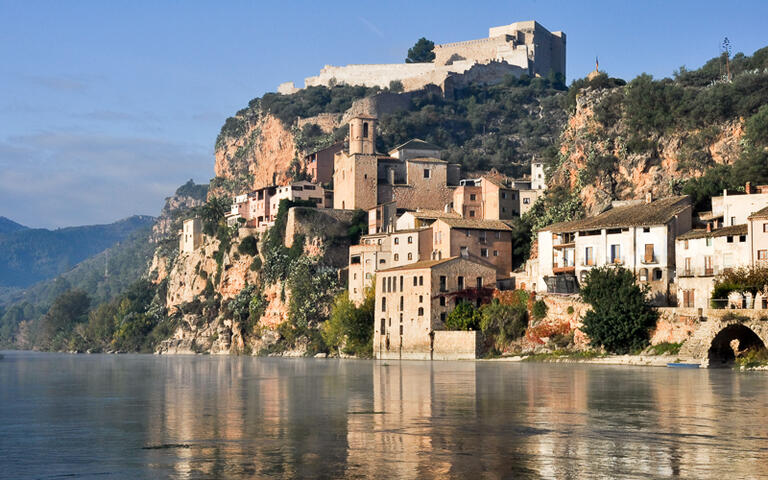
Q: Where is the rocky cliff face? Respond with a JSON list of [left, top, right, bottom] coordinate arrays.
[[212, 113, 299, 197], [550, 88, 744, 215]]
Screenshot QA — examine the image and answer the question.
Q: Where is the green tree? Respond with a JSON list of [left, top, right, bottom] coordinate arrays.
[[199, 196, 231, 236], [405, 37, 435, 63], [445, 302, 481, 331], [479, 299, 528, 348], [579, 266, 658, 354], [39, 289, 91, 350], [322, 288, 374, 357]]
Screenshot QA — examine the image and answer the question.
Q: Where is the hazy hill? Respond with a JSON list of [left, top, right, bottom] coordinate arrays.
[[0, 215, 155, 288], [0, 217, 28, 235]]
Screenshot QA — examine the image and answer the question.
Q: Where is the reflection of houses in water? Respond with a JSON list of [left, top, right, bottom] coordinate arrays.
[[345, 362, 477, 478]]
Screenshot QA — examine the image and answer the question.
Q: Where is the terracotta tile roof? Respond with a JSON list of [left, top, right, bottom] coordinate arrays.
[[407, 157, 447, 164], [437, 217, 514, 231], [378, 257, 458, 272], [392, 227, 431, 234], [408, 210, 461, 219], [748, 205, 768, 219], [677, 224, 748, 240], [543, 196, 691, 233], [389, 138, 441, 152], [377, 255, 496, 273]]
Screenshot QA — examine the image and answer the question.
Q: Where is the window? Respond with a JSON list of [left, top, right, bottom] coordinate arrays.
[[476, 277, 483, 288], [365, 273, 371, 279], [684, 257, 691, 274], [439, 276, 447, 292], [683, 290, 695, 308], [399, 296, 404, 311], [652, 268, 662, 281], [523, 198, 530, 205], [413, 276, 418, 286], [440, 312, 446, 323], [394, 253, 399, 261], [481, 248, 489, 257], [759, 250, 768, 260], [399, 325, 403, 335], [584, 246, 594, 266], [642, 227, 650, 233], [418, 307, 424, 316], [381, 298, 387, 312], [727, 236, 734, 243], [458, 276, 465, 290], [706, 237, 712, 247], [423, 169, 431, 179], [704, 256, 713, 275], [495, 231, 501, 239], [469, 210, 475, 217], [731, 216, 736, 226], [502, 192, 507, 199], [407, 252, 413, 260], [407, 236, 413, 244], [379, 259, 386, 264], [470, 193, 477, 201], [394, 237, 399, 245], [363, 122, 369, 138], [439, 296, 446, 306], [465, 230, 471, 237], [419, 295, 423, 303], [644, 244, 654, 263], [740, 235, 747, 242], [639, 268, 648, 282], [610, 244, 621, 263], [419, 276, 424, 286], [387, 277, 392, 292], [493, 250, 499, 257], [400, 276, 403, 291], [764, 224, 768, 233], [353, 273, 357, 280], [380, 318, 385, 334]]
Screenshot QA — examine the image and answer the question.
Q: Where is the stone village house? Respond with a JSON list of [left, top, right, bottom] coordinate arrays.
[[374, 256, 497, 360], [535, 195, 693, 305]]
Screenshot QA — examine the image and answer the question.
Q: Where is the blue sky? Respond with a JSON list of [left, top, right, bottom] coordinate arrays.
[[1, 0, 767, 228]]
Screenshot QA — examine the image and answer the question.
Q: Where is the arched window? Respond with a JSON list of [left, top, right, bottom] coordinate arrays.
[[394, 237, 399, 245], [639, 268, 648, 282], [653, 268, 663, 281], [408, 236, 413, 244], [418, 307, 424, 316], [394, 253, 399, 261], [419, 295, 423, 303], [407, 252, 413, 260]]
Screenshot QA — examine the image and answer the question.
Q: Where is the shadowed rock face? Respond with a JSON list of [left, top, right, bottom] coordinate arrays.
[[549, 88, 744, 216]]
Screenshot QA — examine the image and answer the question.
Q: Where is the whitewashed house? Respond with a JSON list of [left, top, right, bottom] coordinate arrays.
[[536, 195, 692, 305]]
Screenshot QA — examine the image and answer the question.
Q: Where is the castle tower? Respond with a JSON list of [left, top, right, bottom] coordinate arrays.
[[349, 116, 376, 155]]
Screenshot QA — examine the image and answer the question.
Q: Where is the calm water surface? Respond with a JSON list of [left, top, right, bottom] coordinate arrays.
[[2, 351, 768, 479]]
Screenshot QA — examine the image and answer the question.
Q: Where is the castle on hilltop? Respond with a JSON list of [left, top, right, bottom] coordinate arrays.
[[278, 21, 565, 94]]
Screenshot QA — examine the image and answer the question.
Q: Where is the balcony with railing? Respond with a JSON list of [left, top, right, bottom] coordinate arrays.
[[677, 266, 721, 277]]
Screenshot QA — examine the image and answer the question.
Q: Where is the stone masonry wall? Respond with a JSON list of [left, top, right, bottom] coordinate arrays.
[[432, 331, 479, 360]]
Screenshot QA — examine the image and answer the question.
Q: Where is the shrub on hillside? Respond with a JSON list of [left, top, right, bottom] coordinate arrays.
[[579, 266, 658, 354], [445, 302, 481, 331]]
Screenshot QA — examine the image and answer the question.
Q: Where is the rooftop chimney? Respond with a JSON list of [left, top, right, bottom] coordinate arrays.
[[746, 182, 752, 194], [645, 192, 653, 204]]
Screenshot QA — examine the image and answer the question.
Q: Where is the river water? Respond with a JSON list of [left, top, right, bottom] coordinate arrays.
[[2, 352, 768, 479]]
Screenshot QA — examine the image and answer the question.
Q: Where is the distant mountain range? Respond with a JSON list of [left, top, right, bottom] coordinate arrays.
[[0, 215, 155, 288], [0, 217, 28, 235]]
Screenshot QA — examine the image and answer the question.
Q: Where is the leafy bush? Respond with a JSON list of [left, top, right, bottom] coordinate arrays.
[[479, 299, 527, 347], [322, 289, 374, 357], [445, 302, 481, 331], [287, 256, 339, 329], [237, 235, 258, 256], [531, 299, 548, 321], [649, 342, 682, 355], [579, 266, 658, 354]]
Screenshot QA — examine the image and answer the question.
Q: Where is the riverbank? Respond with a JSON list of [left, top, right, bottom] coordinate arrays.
[[482, 352, 700, 368]]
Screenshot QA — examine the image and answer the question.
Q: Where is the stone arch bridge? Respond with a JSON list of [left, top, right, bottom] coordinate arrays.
[[668, 308, 768, 367]]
